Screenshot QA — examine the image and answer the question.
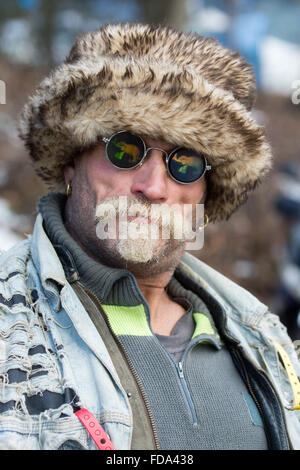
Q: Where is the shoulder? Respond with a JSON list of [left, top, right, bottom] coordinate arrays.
[[0, 237, 32, 273], [179, 251, 299, 365], [0, 237, 36, 314], [179, 251, 268, 320]]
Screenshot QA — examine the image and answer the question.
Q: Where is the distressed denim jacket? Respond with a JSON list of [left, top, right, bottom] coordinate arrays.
[[0, 214, 299, 450]]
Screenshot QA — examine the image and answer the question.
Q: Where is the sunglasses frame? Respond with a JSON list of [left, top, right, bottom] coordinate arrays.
[[102, 130, 211, 185]]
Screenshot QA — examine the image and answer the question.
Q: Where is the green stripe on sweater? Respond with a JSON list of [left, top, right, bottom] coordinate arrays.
[[192, 312, 216, 339], [101, 303, 152, 336], [102, 305, 217, 340]]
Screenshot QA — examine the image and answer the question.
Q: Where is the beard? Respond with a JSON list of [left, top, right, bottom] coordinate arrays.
[[92, 195, 197, 277]]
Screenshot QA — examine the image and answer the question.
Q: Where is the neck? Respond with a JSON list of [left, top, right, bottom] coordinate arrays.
[[137, 271, 172, 310], [136, 268, 187, 335]]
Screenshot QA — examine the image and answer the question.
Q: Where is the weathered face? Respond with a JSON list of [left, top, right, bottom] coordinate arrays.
[[64, 136, 207, 277]]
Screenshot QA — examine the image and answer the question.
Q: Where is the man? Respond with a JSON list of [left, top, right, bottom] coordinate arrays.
[[0, 22, 299, 450]]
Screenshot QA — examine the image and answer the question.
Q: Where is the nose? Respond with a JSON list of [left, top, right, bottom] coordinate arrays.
[[130, 149, 169, 203]]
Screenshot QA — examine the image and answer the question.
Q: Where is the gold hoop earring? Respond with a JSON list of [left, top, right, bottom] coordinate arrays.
[[198, 214, 209, 231], [66, 182, 72, 197]]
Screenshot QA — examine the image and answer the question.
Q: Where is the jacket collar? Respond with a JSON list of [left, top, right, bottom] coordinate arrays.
[[178, 251, 269, 325], [31, 213, 67, 289]]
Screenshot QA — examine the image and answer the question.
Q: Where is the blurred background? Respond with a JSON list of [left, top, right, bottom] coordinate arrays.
[[0, 0, 300, 338]]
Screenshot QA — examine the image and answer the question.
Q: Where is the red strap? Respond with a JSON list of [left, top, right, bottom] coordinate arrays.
[[75, 408, 116, 450]]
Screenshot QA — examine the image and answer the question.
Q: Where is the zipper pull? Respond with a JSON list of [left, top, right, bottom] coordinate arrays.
[[177, 361, 184, 379]]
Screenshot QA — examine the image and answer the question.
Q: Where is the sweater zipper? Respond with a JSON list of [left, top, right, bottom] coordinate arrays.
[[77, 282, 160, 450], [128, 273, 200, 427], [176, 359, 198, 425], [173, 335, 221, 426]]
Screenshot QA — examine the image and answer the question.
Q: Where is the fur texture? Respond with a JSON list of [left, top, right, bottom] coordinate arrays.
[[18, 22, 272, 223]]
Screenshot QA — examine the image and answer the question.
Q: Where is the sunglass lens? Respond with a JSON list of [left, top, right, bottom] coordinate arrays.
[[168, 148, 206, 183], [106, 131, 145, 169]]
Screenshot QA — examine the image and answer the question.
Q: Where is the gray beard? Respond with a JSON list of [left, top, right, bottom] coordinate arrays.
[[65, 191, 194, 278], [93, 195, 191, 276], [95, 230, 185, 276]]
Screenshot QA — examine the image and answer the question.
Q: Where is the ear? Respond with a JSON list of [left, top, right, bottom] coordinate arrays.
[[63, 162, 75, 186]]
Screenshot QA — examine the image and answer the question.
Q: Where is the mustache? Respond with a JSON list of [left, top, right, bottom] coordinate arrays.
[[94, 195, 199, 241], [94, 195, 187, 227]]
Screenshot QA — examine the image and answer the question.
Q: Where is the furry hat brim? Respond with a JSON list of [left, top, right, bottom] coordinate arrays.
[[18, 23, 272, 223]]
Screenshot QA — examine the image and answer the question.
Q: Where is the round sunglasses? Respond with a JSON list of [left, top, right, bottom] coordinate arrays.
[[102, 131, 211, 185]]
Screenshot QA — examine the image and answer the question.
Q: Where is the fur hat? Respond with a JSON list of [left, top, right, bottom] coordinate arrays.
[[18, 22, 272, 223]]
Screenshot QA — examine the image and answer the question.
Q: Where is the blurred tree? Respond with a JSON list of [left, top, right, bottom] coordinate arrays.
[[36, 0, 60, 66], [138, 0, 188, 27], [18, 0, 41, 10], [0, 2, 23, 32], [0, 2, 23, 21], [0, 0, 192, 66]]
